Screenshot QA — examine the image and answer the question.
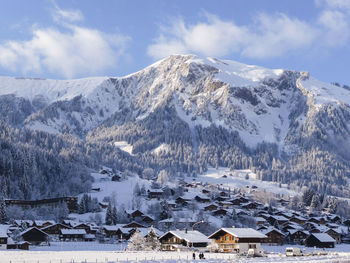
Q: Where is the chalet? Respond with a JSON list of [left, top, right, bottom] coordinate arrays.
[[14, 220, 34, 228], [6, 238, 30, 250], [126, 209, 144, 220], [326, 228, 342, 244], [287, 230, 309, 244], [305, 233, 335, 248], [208, 228, 266, 254], [219, 191, 229, 197], [42, 223, 71, 236], [20, 227, 48, 245], [212, 208, 228, 217], [255, 217, 267, 226], [0, 229, 8, 250], [194, 195, 210, 203], [60, 229, 86, 241], [290, 216, 307, 225], [327, 214, 341, 224], [175, 196, 192, 206], [260, 227, 285, 245], [167, 201, 177, 209], [217, 201, 233, 208], [308, 217, 326, 225], [99, 202, 109, 209], [275, 211, 293, 219], [159, 230, 209, 251], [122, 221, 147, 228], [147, 189, 164, 199], [141, 215, 154, 225], [111, 174, 121, 181], [34, 220, 55, 229], [204, 203, 218, 212], [102, 225, 121, 238], [267, 215, 289, 226], [215, 196, 230, 202], [74, 223, 92, 234], [241, 202, 258, 210]]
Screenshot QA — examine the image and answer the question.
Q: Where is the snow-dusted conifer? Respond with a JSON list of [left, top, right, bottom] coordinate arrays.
[[0, 199, 7, 223], [105, 202, 113, 225], [127, 229, 145, 251], [144, 226, 161, 251]]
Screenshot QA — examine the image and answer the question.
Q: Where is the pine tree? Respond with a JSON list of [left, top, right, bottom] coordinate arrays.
[[127, 229, 145, 251], [0, 199, 7, 224], [112, 206, 118, 225], [144, 226, 161, 251], [105, 202, 113, 225], [310, 194, 321, 212]]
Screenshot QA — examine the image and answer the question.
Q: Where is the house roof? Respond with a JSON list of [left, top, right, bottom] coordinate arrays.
[[209, 228, 266, 239], [137, 227, 163, 237], [311, 233, 336, 243], [161, 230, 209, 243], [20, 227, 48, 237], [61, 229, 86, 235], [261, 227, 285, 236]]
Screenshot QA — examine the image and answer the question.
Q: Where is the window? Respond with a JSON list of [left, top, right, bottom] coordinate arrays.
[[249, 244, 257, 249], [225, 236, 230, 241]]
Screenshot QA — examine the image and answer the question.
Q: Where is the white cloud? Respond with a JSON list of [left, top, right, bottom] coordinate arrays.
[[0, 7, 130, 78], [315, 0, 350, 11], [147, 13, 319, 60], [318, 10, 349, 46], [53, 7, 84, 23]]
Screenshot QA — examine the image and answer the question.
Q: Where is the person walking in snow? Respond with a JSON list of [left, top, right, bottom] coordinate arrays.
[[193, 252, 196, 260]]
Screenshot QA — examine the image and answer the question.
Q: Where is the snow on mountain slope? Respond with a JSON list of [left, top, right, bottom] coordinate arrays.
[[1, 54, 349, 150]]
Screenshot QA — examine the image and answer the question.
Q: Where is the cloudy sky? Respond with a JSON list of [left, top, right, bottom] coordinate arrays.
[[0, 0, 349, 84]]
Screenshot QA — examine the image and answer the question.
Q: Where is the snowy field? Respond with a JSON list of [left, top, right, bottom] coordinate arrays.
[[0, 250, 349, 263], [1, 243, 350, 263], [193, 167, 296, 196]]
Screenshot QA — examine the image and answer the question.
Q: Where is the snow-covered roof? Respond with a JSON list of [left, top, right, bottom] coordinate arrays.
[[0, 224, 9, 238], [103, 225, 120, 231], [20, 227, 48, 236], [260, 227, 285, 236], [61, 229, 86, 235], [311, 233, 335, 243], [270, 215, 288, 221], [162, 230, 209, 243], [209, 228, 266, 239], [137, 227, 163, 237], [34, 220, 55, 226]]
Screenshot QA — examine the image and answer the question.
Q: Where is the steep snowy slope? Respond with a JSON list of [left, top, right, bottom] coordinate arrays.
[[1, 54, 350, 150]]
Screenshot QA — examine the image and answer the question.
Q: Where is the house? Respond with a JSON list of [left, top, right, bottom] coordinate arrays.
[[305, 233, 335, 248], [194, 195, 210, 203], [34, 220, 55, 229], [212, 208, 228, 217], [20, 227, 48, 245], [147, 189, 164, 199], [0, 228, 8, 250], [60, 229, 86, 241], [241, 202, 258, 210], [208, 228, 266, 254], [260, 227, 285, 245], [102, 225, 120, 238], [290, 216, 307, 225], [204, 203, 218, 212], [126, 209, 144, 220], [42, 223, 71, 236], [267, 215, 289, 226], [159, 230, 209, 251], [122, 221, 147, 228], [74, 223, 92, 234], [287, 230, 309, 244], [326, 228, 342, 244], [255, 217, 267, 226]]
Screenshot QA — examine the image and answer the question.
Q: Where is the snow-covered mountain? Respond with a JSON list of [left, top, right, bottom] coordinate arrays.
[[1, 54, 350, 198], [1, 54, 350, 150]]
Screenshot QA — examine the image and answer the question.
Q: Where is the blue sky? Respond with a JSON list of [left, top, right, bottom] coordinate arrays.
[[0, 0, 349, 84]]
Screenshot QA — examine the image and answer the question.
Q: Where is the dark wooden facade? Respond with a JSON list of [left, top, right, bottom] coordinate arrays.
[[21, 227, 48, 245]]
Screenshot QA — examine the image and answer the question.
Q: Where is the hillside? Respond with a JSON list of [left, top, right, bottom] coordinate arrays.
[[1, 54, 350, 198]]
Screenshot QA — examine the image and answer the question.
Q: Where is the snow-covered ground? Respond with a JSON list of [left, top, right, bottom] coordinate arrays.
[[113, 141, 134, 155], [192, 167, 296, 197], [1, 246, 350, 263]]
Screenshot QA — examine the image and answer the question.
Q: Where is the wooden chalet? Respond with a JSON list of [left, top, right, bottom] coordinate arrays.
[[241, 202, 258, 210], [74, 223, 92, 234], [60, 229, 86, 241], [34, 220, 55, 229], [208, 228, 266, 254], [147, 189, 164, 199], [0, 229, 8, 250], [204, 203, 218, 211], [267, 215, 289, 226], [122, 221, 147, 228], [102, 225, 121, 238], [159, 230, 209, 251], [212, 208, 228, 217], [42, 223, 71, 235], [194, 195, 210, 203], [325, 228, 342, 244], [287, 230, 309, 244], [290, 216, 307, 225], [126, 209, 144, 220], [20, 227, 48, 245], [260, 227, 285, 245], [305, 233, 335, 248]]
